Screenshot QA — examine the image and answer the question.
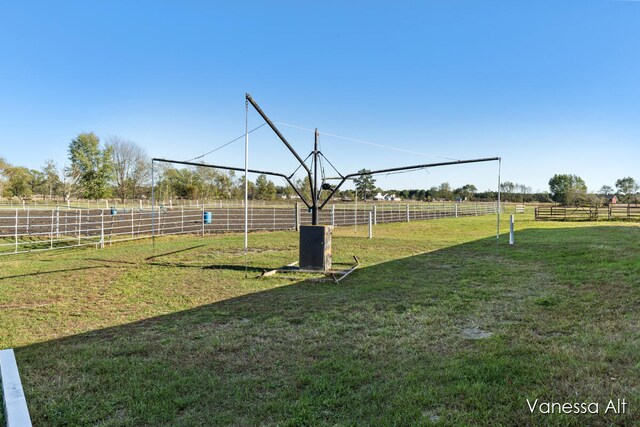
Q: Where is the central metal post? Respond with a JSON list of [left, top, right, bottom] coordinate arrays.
[[312, 128, 319, 225]]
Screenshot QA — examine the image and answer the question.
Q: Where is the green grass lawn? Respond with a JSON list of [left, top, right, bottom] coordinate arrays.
[[1, 214, 639, 426]]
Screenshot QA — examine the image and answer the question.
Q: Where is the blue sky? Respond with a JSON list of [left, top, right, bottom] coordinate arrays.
[[1, 1, 638, 193]]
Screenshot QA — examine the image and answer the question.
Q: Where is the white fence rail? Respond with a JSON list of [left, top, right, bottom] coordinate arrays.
[[0, 202, 500, 256], [0, 349, 33, 427]]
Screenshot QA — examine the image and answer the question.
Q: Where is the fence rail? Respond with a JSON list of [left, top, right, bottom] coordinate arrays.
[[535, 205, 640, 221], [0, 202, 500, 255]]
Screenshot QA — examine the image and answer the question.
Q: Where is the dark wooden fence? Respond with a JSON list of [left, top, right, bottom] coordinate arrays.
[[535, 205, 640, 221]]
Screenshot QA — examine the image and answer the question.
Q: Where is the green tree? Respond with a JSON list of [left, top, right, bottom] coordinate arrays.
[[0, 157, 9, 200], [29, 169, 47, 196], [68, 132, 115, 199], [297, 176, 313, 203], [454, 184, 477, 200], [615, 177, 638, 203], [254, 174, 277, 200], [353, 169, 376, 201], [6, 167, 33, 199], [42, 160, 63, 199], [598, 185, 614, 196], [548, 174, 587, 206]]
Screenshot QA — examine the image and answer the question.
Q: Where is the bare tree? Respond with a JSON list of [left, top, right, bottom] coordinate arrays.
[[106, 136, 150, 202]]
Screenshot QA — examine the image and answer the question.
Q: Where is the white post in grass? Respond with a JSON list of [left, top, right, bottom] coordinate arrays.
[[368, 211, 372, 239], [0, 349, 33, 427], [406, 203, 410, 222], [78, 210, 82, 245], [509, 214, 515, 246], [373, 205, 377, 225]]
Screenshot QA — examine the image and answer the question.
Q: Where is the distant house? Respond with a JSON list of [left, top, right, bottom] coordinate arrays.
[[373, 192, 386, 201], [384, 194, 401, 201], [603, 195, 618, 205]]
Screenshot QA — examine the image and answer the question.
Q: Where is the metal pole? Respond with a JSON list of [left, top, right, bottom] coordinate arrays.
[[497, 158, 502, 243], [312, 128, 319, 225], [151, 160, 155, 244], [244, 96, 249, 252]]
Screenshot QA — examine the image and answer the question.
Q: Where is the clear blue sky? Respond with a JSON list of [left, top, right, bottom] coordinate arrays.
[[1, 1, 639, 193]]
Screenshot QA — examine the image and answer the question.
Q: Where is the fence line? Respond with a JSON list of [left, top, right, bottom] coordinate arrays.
[[0, 202, 500, 256], [535, 205, 640, 221]]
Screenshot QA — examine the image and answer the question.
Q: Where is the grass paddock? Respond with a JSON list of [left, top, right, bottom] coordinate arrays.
[[1, 214, 639, 425]]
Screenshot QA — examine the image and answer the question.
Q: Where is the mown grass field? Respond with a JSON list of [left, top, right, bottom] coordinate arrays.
[[1, 213, 639, 425]]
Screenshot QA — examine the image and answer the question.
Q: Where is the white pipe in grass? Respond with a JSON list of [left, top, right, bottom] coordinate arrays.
[[0, 349, 33, 427]]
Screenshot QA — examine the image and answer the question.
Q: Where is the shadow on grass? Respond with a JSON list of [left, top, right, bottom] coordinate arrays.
[[144, 244, 207, 260], [0, 265, 104, 281], [10, 226, 640, 426]]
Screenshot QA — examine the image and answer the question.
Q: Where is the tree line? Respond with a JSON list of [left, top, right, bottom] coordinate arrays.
[[2, 133, 636, 205], [548, 174, 639, 206]]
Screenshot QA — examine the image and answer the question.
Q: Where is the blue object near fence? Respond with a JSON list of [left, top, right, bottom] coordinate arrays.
[[203, 211, 212, 224], [110, 207, 117, 215]]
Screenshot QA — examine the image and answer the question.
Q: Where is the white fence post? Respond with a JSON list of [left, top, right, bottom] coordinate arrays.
[[509, 214, 515, 246], [331, 204, 335, 227], [181, 206, 184, 234], [201, 207, 205, 236], [26, 208, 30, 236], [78, 210, 82, 245], [14, 209, 18, 253], [50, 209, 55, 249], [455, 204, 458, 218], [131, 209, 135, 238], [56, 206, 60, 238], [295, 202, 300, 231], [368, 211, 372, 239], [373, 205, 377, 225], [406, 204, 410, 222], [100, 210, 105, 248]]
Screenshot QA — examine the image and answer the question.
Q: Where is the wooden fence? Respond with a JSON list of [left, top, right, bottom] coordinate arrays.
[[535, 205, 640, 221]]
